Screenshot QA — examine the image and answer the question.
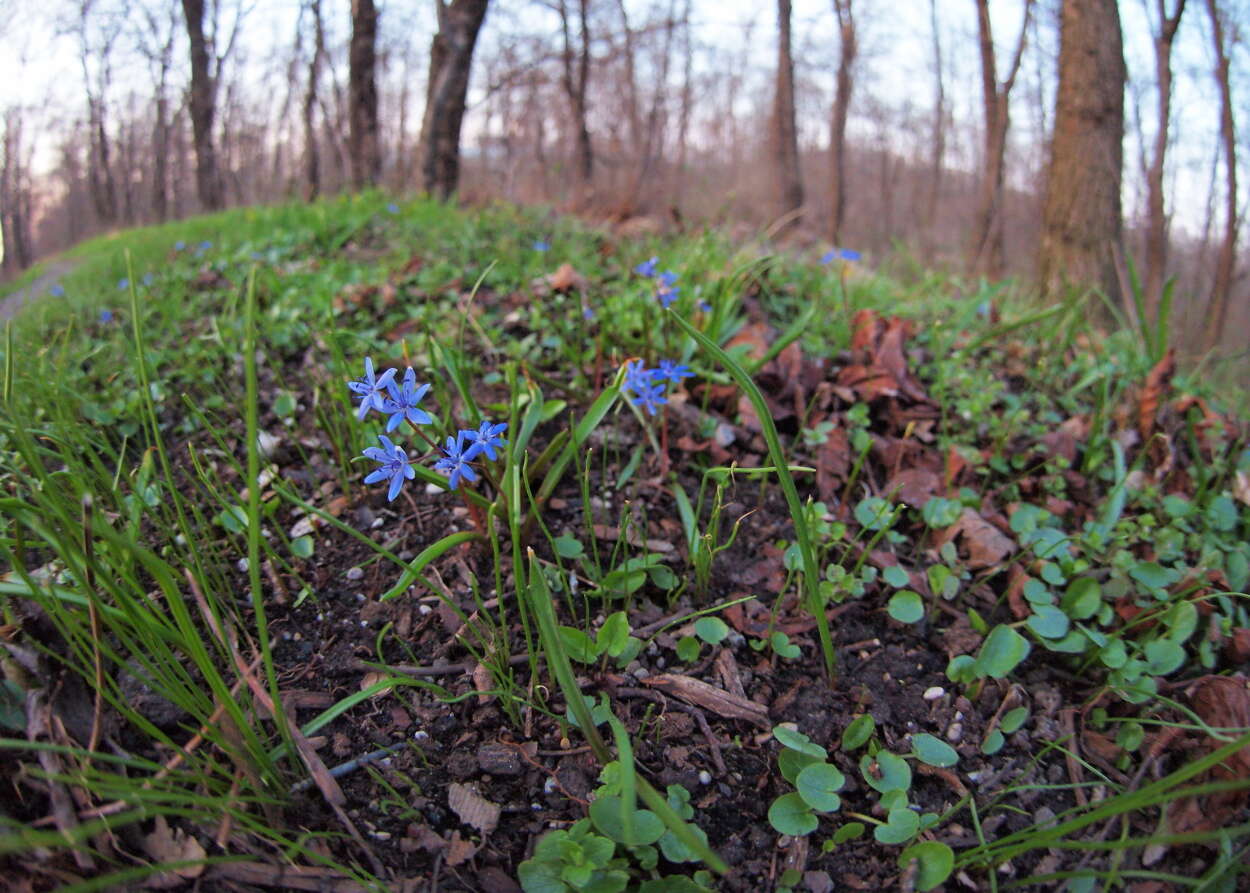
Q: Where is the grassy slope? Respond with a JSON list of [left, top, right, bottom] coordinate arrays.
[[1, 193, 1248, 890]]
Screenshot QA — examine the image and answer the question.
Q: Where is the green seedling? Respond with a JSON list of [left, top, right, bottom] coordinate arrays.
[[558, 611, 644, 667], [767, 725, 846, 837]]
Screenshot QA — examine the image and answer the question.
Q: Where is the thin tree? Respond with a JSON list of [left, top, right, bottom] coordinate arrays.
[[966, 0, 1034, 278], [922, 0, 946, 258], [349, 0, 381, 189], [774, 0, 803, 228], [828, 0, 856, 246], [0, 106, 35, 272], [557, 0, 593, 198], [133, 0, 179, 221], [1139, 0, 1186, 326], [302, 0, 327, 200], [1201, 0, 1238, 352], [70, 0, 122, 225], [418, 0, 490, 199], [182, 0, 223, 209], [1037, 0, 1126, 306]]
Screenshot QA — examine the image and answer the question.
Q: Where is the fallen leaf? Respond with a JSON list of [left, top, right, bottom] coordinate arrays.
[[942, 508, 1016, 569], [1168, 675, 1250, 835], [446, 830, 478, 867], [447, 782, 501, 834], [884, 468, 941, 508], [1138, 348, 1176, 438], [142, 816, 206, 887], [549, 262, 580, 292]]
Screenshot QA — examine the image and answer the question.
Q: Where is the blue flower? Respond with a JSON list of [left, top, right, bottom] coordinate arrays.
[[623, 361, 668, 416], [198, 240, 212, 252], [634, 256, 659, 277], [381, 368, 433, 432], [821, 247, 861, 264], [363, 434, 415, 501], [99, 309, 114, 324], [657, 285, 681, 309], [348, 357, 398, 421], [142, 273, 154, 286], [698, 300, 712, 313], [386, 203, 400, 214], [465, 419, 508, 461], [433, 431, 483, 490], [117, 278, 130, 290], [658, 271, 678, 289], [174, 240, 186, 251], [532, 240, 551, 252], [49, 283, 65, 298], [653, 360, 693, 385], [582, 306, 595, 321]]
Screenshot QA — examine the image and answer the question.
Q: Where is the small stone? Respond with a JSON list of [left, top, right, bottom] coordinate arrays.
[[346, 566, 364, 581], [477, 743, 523, 777], [698, 770, 712, 785], [235, 558, 249, 573], [923, 686, 946, 701], [946, 721, 963, 743]]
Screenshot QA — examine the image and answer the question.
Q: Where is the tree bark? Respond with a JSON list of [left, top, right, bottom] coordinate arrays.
[[419, 0, 490, 200], [1037, 0, 1126, 307], [1202, 0, 1237, 351], [558, 0, 594, 196], [302, 0, 326, 200], [966, 0, 1033, 278], [774, 0, 804, 229], [829, 0, 856, 246], [922, 0, 946, 259], [349, 0, 381, 189], [182, 0, 224, 210], [1142, 0, 1185, 325]]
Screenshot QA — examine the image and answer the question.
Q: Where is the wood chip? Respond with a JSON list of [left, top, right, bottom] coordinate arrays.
[[641, 673, 771, 727]]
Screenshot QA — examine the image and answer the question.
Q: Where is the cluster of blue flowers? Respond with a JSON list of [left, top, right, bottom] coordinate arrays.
[[622, 358, 694, 416], [821, 247, 861, 264], [349, 358, 508, 500], [633, 256, 681, 309]]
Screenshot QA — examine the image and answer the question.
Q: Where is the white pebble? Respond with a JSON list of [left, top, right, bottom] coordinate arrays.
[[418, 604, 432, 615], [236, 558, 249, 573], [923, 686, 946, 701], [346, 567, 364, 580], [413, 730, 429, 741], [544, 777, 558, 794], [698, 770, 712, 785]]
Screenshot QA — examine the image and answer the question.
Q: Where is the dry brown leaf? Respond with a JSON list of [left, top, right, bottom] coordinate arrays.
[[1138, 348, 1176, 438], [549, 262, 580, 292], [945, 508, 1016, 570], [142, 816, 206, 888], [446, 830, 479, 867], [1168, 675, 1250, 835], [472, 662, 495, 705], [447, 782, 501, 834], [641, 673, 771, 727], [884, 468, 941, 508], [1234, 470, 1250, 507]]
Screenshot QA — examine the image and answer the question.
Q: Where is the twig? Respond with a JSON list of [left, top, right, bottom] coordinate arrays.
[[613, 686, 727, 776]]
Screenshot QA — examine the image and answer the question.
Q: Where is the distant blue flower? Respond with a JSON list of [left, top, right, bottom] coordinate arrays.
[[174, 240, 186, 251], [348, 357, 398, 421], [465, 419, 508, 461], [582, 306, 595, 321], [363, 434, 415, 501], [658, 271, 678, 289], [99, 309, 114, 324], [433, 431, 483, 490], [698, 300, 712, 313], [49, 283, 65, 298], [821, 247, 861, 264], [623, 360, 652, 393], [142, 273, 154, 286], [386, 203, 400, 214], [117, 278, 130, 290], [634, 256, 659, 277], [657, 285, 680, 309], [196, 241, 212, 255], [381, 368, 433, 432], [630, 381, 668, 415], [532, 240, 551, 252], [653, 360, 693, 385]]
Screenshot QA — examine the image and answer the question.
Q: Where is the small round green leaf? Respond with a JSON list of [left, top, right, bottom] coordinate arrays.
[[1026, 604, 1070, 640], [860, 750, 911, 793], [676, 636, 701, 662], [874, 807, 920, 844], [554, 535, 584, 559], [831, 822, 865, 844], [588, 797, 665, 845], [898, 841, 954, 891], [980, 729, 1005, 755], [768, 792, 819, 836], [773, 726, 827, 759], [778, 748, 820, 785], [841, 714, 875, 751], [1062, 577, 1101, 620], [795, 763, 846, 812], [1143, 639, 1185, 676], [1000, 707, 1029, 734], [975, 625, 1031, 678], [882, 565, 911, 588], [290, 535, 314, 559], [693, 616, 729, 645], [887, 591, 924, 624], [911, 733, 958, 768]]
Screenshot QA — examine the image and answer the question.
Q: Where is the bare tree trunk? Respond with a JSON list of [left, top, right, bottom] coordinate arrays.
[[675, 0, 693, 203], [349, 0, 381, 188], [922, 0, 946, 260], [419, 0, 490, 200], [829, 0, 856, 245], [967, 0, 1033, 278], [1143, 0, 1186, 323], [1, 108, 35, 272], [182, 0, 224, 209], [774, 0, 803, 229], [558, 0, 594, 197], [1038, 0, 1126, 307], [302, 0, 326, 200], [1202, 0, 1238, 351], [614, 0, 642, 156]]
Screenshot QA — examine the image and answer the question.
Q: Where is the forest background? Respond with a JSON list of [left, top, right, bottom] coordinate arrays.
[[0, 0, 1246, 363]]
